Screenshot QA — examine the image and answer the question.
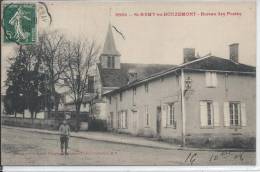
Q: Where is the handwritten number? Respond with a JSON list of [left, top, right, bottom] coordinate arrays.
[[185, 152, 197, 165]]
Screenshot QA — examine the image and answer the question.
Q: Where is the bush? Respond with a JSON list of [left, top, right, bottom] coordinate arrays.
[[88, 119, 107, 131]]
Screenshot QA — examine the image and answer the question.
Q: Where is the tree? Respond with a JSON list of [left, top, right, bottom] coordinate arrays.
[[4, 48, 26, 116], [4, 46, 48, 119], [4, 85, 25, 116], [39, 31, 67, 114], [63, 39, 99, 131]]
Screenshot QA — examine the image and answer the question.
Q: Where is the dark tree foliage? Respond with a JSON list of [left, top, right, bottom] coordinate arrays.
[[4, 46, 50, 118]]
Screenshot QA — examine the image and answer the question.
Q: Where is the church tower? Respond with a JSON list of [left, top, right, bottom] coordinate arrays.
[[100, 23, 121, 69]]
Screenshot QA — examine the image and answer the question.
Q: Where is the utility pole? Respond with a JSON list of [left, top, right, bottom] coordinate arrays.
[[181, 69, 186, 147]]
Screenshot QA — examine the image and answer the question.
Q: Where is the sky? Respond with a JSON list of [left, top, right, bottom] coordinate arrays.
[[1, 1, 256, 92]]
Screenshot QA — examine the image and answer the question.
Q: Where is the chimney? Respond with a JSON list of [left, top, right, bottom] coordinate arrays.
[[128, 69, 138, 84], [183, 48, 196, 63], [229, 43, 239, 63]]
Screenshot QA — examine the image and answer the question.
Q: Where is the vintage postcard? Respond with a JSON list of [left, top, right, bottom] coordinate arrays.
[[0, 0, 257, 170]]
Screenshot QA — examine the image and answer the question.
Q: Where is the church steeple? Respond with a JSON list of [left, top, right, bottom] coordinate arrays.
[[102, 23, 121, 56], [100, 23, 121, 69]]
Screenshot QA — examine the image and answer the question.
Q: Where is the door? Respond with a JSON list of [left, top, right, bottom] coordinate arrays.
[[109, 112, 113, 128], [156, 106, 162, 135], [132, 111, 138, 134]]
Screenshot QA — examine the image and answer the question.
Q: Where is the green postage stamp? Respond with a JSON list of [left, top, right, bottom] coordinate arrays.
[[3, 3, 37, 44]]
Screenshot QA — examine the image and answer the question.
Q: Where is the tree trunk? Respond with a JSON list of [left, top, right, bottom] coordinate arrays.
[[31, 111, 34, 119], [52, 84, 59, 119], [30, 111, 34, 125], [75, 103, 81, 132], [14, 112, 17, 118]]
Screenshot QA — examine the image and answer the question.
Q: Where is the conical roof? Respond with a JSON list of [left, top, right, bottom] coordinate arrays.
[[101, 23, 121, 56]]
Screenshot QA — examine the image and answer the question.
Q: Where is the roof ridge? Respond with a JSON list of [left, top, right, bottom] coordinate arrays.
[[121, 62, 176, 66], [178, 54, 212, 67], [205, 56, 255, 68]]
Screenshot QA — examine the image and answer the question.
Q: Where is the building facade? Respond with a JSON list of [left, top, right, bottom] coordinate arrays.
[[103, 44, 256, 147]]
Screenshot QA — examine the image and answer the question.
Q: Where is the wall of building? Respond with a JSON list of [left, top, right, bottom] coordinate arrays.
[[63, 103, 90, 112], [92, 102, 107, 120], [106, 73, 183, 138], [106, 70, 256, 146], [184, 72, 256, 137], [94, 64, 103, 97]]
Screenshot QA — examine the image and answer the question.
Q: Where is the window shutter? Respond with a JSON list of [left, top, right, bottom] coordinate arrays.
[[121, 112, 123, 128], [123, 112, 126, 128], [205, 72, 210, 87], [125, 111, 128, 128], [241, 103, 247, 126], [212, 73, 217, 87], [144, 105, 148, 126], [118, 112, 120, 128], [167, 105, 170, 126], [213, 102, 220, 126], [224, 102, 230, 127], [162, 104, 167, 127], [149, 108, 152, 127], [200, 101, 208, 127]]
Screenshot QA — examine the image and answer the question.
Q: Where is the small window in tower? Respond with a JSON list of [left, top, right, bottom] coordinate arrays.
[[107, 56, 111, 68], [107, 56, 115, 68], [112, 56, 115, 68]]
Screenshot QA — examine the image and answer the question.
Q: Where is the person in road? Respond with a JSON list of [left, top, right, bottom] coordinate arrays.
[[59, 119, 70, 155]]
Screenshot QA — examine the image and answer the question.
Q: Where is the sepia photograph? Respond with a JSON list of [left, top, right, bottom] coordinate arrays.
[[0, 0, 257, 169]]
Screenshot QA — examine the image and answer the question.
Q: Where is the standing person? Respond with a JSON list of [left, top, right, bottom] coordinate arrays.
[[59, 119, 70, 155]]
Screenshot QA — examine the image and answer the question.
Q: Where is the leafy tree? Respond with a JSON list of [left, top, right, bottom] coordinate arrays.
[[4, 46, 50, 118], [4, 85, 25, 116]]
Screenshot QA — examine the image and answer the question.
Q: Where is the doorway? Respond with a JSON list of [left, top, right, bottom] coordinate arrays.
[[156, 106, 162, 135], [132, 111, 138, 134]]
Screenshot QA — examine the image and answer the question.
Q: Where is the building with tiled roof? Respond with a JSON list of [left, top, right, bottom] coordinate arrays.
[[104, 55, 255, 95], [101, 40, 256, 148]]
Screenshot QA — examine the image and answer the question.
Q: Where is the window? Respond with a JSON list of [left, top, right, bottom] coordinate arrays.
[[88, 76, 94, 93], [145, 105, 149, 126], [206, 102, 213, 126], [200, 101, 219, 128], [162, 103, 176, 128], [118, 111, 127, 128], [107, 56, 111, 68], [167, 103, 175, 127], [119, 92, 123, 102], [107, 56, 115, 68], [205, 72, 217, 87], [144, 83, 149, 93], [117, 112, 120, 128], [111, 56, 115, 68], [229, 102, 241, 126], [224, 102, 246, 127]]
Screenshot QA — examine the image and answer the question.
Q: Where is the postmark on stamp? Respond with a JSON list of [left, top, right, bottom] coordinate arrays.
[[3, 3, 37, 44]]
